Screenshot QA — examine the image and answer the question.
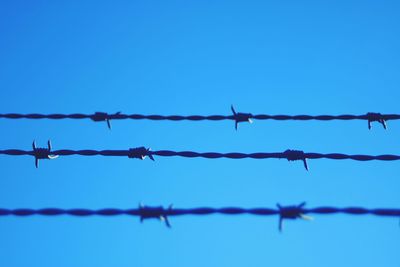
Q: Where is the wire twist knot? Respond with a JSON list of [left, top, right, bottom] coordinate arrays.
[[277, 202, 313, 232], [91, 112, 121, 130], [231, 105, 253, 130], [366, 112, 387, 130], [139, 203, 173, 228], [32, 140, 58, 168], [283, 149, 308, 170], [128, 147, 155, 161]]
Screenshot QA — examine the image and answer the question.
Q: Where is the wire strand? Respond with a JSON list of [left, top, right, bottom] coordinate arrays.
[[1, 149, 400, 161], [1, 207, 399, 216], [1, 113, 400, 121]]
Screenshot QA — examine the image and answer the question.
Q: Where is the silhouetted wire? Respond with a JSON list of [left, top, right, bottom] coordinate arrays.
[[1, 113, 400, 121], [0, 206, 398, 217], [1, 149, 400, 161], [1, 110, 395, 130], [2, 203, 399, 231]]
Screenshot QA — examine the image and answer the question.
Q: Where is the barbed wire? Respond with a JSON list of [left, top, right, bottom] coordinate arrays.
[[0, 107, 397, 129], [1, 203, 399, 231], [1, 142, 399, 169]]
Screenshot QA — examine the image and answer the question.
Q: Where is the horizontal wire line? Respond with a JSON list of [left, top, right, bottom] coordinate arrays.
[[1, 113, 399, 121], [0, 207, 399, 217], [1, 149, 400, 161]]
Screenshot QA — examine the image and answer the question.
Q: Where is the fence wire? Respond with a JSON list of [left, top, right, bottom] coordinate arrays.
[[1, 143, 400, 169], [0, 108, 397, 129], [1, 204, 399, 231]]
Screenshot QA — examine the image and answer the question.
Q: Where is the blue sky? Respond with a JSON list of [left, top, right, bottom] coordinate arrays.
[[0, 1, 399, 266]]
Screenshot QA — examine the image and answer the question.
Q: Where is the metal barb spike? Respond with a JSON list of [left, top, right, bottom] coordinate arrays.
[[366, 112, 387, 130], [91, 112, 121, 130], [277, 202, 312, 232], [139, 204, 173, 228], [128, 147, 155, 161], [32, 140, 58, 168], [231, 105, 253, 130], [283, 149, 309, 171]]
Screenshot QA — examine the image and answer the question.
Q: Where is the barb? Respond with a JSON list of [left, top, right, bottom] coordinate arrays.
[[283, 150, 308, 170], [1, 110, 399, 129], [0, 205, 398, 231], [32, 140, 58, 168], [277, 202, 313, 232], [90, 112, 121, 130], [128, 147, 155, 161], [366, 112, 387, 130], [139, 203, 173, 228], [1, 144, 400, 169], [231, 105, 253, 130]]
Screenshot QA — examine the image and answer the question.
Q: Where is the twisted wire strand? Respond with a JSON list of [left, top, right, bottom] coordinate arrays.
[[1, 149, 400, 161], [0, 207, 399, 217], [1, 113, 399, 121]]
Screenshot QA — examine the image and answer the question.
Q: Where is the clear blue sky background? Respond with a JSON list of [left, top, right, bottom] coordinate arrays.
[[0, 1, 399, 266]]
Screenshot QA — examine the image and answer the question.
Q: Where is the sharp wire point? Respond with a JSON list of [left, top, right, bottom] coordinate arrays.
[[367, 112, 388, 130], [300, 214, 314, 221], [231, 105, 253, 130], [231, 105, 236, 115], [284, 149, 309, 171], [128, 147, 155, 161], [32, 140, 58, 168], [277, 202, 310, 232], [91, 112, 117, 130], [138, 204, 171, 228], [303, 159, 309, 171]]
